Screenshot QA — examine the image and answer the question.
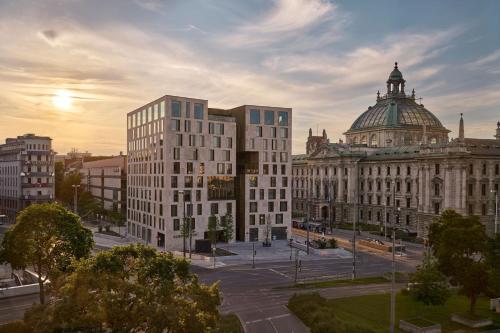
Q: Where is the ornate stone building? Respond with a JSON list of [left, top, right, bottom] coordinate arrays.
[[292, 64, 500, 237]]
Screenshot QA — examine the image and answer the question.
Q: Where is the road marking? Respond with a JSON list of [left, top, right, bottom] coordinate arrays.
[[245, 313, 291, 325], [268, 268, 290, 279]]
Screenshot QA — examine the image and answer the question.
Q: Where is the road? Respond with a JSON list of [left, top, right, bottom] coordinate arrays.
[[195, 242, 420, 333], [0, 294, 39, 325]]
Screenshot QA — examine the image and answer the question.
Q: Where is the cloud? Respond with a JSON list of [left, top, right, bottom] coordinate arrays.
[[469, 49, 500, 67], [220, 0, 340, 48]]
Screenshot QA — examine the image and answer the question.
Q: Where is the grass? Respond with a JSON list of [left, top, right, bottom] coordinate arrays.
[[292, 276, 389, 289], [404, 317, 437, 327], [325, 293, 500, 332], [217, 314, 243, 333]]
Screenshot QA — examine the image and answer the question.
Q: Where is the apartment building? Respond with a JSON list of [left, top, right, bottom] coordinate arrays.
[[127, 95, 292, 250], [80, 154, 127, 215], [0, 134, 55, 222]]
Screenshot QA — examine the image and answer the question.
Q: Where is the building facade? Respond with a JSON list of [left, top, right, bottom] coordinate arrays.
[[126, 95, 292, 250], [0, 134, 55, 222], [80, 154, 127, 215], [292, 64, 500, 238]]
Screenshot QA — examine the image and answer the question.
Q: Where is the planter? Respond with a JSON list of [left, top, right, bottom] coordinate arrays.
[[491, 298, 500, 311], [399, 318, 441, 333], [451, 314, 493, 328]]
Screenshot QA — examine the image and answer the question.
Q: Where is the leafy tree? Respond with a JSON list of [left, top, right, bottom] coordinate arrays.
[[23, 244, 221, 333], [486, 233, 500, 297], [107, 210, 126, 235], [0, 203, 93, 304], [428, 209, 489, 314], [57, 170, 81, 206], [220, 213, 234, 243], [409, 255, 450, 305], [208, 214, 219, 248]]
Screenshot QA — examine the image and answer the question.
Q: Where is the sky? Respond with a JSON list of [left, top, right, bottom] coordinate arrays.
[[0, 0, 499, 155]]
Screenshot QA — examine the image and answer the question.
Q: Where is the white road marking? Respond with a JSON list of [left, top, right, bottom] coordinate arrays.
[[245, 313, 291, 325]]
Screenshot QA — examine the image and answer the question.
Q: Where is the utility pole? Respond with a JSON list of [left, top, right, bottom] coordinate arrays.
[[390, 206, 401, 333], [352, 162, 359, 280], [294, 249, 301, 284], [72, 184, 80, 214], [252, 241, 256, 269]]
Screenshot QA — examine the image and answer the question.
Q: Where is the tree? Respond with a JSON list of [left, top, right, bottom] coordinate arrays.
[[208, 214, 219, 246], [428, 209, 489, 314], [486, 233, 500, 297], [220, 213, 234, 243], [0, 203, 93, 304], [23, 244, 221, 333], [409, 255, 450, 305]]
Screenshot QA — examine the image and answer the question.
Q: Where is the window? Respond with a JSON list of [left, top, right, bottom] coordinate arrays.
[[171, 119, 180, 131], [173, 219, 180, 231], [406, 198, 411, 208], [175, 134, 183, 146], [250, 189, 256, 200], [249, 215, 256, 225], [256, 126, 262, 137], [280, 189, 286, 199], [173, 162, 180, 174], [223, 150, 230, 161], [171, 176, 178, 188], [209, 149, 214, 161], [217, 163, 225, 174], [213, 136, 221, 148], [434, 183, 440, 196], [276, 214, 283, 224], [197, 176, 203, 187], [184, 120, 191, 132], [211, 203, 219, 215], [187, 162, 193, 174], [279, 128, 288, 138], [197, 204, 202, 215], [171, 101, 181, 117], [171, 205, 178, 217], [435, 164, 440, 175], [249, 202, 257, 213], [268, 202, 274, 212], [271, 127, 277, 138], [250, 109, 260, 124], [278, 111, 288, 126], [194, 103, 204, 119], [249, 176, 258, 187], [407, 166, 411, 175], [227, 137, 233, 148], [482, 183, 486, 196], [265, 110, 274, 125], [189, 135, 196, 146], [468, 183, 473, 196], [268, 189, 276, 199], [280, 201, 288, 212], [482, 164, 487, 175], [263, 164, 269, 175], [259, 215, 266, 225], [434, 203, 440, 215], [173, 148, 180, 160]]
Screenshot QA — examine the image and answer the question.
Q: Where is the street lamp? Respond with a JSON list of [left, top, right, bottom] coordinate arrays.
[[390, 206, 401, 333], [71, 184, 80, 214], [492, 190, 498, 234]]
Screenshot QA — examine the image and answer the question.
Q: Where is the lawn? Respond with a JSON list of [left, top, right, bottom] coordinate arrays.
[[291, 276, 389, 289], [327, 293, 500, 332]]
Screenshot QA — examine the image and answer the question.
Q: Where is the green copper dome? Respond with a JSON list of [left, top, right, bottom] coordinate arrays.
[[349, 97, 445, 131], [389, 62, 403, 80]]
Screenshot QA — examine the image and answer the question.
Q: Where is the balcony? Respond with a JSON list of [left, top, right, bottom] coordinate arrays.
[[22, 194, 53, 201]]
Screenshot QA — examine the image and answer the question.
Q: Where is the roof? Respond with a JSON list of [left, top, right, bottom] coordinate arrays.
[[292, 154, 309, 161], [347, 96, 447, 132], [364, 145, 421, 161]]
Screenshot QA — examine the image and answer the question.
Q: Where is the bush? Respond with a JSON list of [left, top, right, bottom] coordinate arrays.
[[0, 321, 31, 333], [328, 238, 338, 249], [288, 293, 375, 333], [315, 239, 327, 249], [409, 256, 450, 306]]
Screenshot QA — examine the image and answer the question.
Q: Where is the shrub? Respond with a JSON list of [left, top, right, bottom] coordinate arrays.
[[328, 238, 338, 249], [409, 256, 450, 306]]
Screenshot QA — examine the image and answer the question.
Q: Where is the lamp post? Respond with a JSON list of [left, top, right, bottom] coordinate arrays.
[[178, 190, 186, 258], [492, 190, 498, 234], [390, 206, 401, 333], [71, 184, 80, 214]]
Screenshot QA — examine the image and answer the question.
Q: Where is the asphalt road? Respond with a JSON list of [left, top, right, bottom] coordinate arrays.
[[0, 294, 39, 325], [195, 245, 420, 333]]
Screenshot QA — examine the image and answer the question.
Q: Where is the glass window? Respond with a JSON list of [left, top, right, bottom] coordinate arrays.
[[256, 126, 263, 137], [265, 111, 274, 125], [185, 101, 191, 118], [250, 109, 260, 124], [194, 103, 204, 119], [280, 128, 288, 138], [278, 112, 288, 126], [171, 119, 180, 131], [171, 101, 181, 118]]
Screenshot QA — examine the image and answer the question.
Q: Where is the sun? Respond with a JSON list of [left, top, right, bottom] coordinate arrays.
[[52, 90, 73, 110]]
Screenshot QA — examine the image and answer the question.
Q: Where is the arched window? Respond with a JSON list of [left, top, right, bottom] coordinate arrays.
[[370, 135, 377, 147], [361, 136, 367, 145]]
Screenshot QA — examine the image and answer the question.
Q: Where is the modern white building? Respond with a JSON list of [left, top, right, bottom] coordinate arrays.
[[0, 134, 55, 222], [126, 95, 292, 250], [80, 154, 127, 215]]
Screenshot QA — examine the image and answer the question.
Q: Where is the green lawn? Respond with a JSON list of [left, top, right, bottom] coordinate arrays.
[[328, 293, 500, 332], [293, 276, 389, 289]]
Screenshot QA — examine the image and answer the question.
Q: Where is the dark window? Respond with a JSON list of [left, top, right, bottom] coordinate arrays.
[[194, 103, 204, 119], [264, 110, 274, 125], [250, 109, 260, 124], [435, 164, 440, 175], [278, 111, 288, 126], [211, 203, 219, 215]]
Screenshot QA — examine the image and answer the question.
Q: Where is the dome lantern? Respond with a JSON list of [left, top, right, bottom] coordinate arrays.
[[386, 62, 405, 96]]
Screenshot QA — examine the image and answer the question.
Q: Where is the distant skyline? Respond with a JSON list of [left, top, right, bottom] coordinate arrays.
[[1, 0, 499, 155]]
